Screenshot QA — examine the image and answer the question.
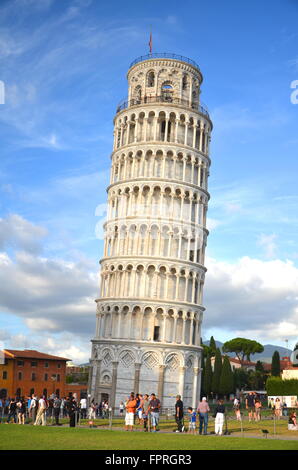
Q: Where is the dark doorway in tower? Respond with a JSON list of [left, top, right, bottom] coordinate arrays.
[[101, 393, 109, 403], [154, 326, 160, 341]]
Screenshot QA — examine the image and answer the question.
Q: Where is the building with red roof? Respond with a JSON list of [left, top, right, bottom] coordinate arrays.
[[0, 349, 70, 399]]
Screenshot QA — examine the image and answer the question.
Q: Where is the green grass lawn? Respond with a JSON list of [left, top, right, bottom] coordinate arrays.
[[0, 423, 297, 450], [38, 415, 297, 439]]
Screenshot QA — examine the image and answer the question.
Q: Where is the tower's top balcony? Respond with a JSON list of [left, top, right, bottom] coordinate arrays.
[[129, 53, 201, 73], [116, 95, 210, 119], [121, 52, 210, 121]]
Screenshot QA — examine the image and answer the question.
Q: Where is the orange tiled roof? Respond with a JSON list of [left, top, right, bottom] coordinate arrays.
[[229, 357, 256, 366], [3, 349, 70, 361]]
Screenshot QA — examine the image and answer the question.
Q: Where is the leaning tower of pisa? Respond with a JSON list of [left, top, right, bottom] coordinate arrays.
[[89, 53, 213, 409]]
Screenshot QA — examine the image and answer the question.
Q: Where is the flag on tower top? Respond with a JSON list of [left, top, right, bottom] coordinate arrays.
[[149, 31, 152, 54]]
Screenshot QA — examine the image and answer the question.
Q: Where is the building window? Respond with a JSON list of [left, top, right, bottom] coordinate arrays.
[[153, 326, 160, 341], [45, 362, 49, 368], [30, 388, 34, 396], [161, 82, 173, 102], [2, 371, 7, 380], [56, 389, 60, 398], [0, 389, 7, 399], [43, 388, 47, 398], [31, 361, 37, 367], [18, 372, 22, 380], [17, 360, 24, 366], [147, 71, 155, 87], [31, 373, 36, 381], [16, 388, 21, 397], [57, 374, 60, 382], [44, 374, 48, 381], [57, 363, 61, 369]]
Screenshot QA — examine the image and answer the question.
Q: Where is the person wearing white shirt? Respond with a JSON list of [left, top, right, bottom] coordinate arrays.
[[80, 397, 87, 419], [34, 397, 47, 426]]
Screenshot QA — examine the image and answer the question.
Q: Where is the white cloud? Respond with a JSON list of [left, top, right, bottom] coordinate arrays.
[[204, 256, 298, 343], [257, 233, 278, 258], [206, 218, 222, 231], [0, 214, 47, 253]]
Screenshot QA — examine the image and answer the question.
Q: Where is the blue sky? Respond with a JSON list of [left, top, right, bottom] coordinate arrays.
[[0, 0, 298, 363]]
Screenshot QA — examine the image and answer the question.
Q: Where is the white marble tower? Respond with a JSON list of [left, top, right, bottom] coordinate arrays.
[[89, 53, 213, 409]]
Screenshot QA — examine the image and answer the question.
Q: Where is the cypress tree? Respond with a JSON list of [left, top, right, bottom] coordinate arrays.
[[203, 354, 213, 399], [271, 350, 281, 377], [211, 348, 222, 397], [219, 355, 234, 399], [209, 336, 217, 357]]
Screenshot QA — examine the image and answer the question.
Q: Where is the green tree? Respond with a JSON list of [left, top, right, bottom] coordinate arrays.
[[211, 348, 222, 397], [255, 360, 264, 372], [271, 350, 281, 377], [209, 336, 217, 357], [203, 354, 213, 398], [233, 368, 249, 391], [222, 338, 264, 364], [219, 355, 234, 398]]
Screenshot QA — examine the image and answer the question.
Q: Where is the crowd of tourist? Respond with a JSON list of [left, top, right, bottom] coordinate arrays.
[[1, 392, 297, 433], [0, 395, 87, 426], [121, 392, 227, 435], [119, 391, 298, 434]]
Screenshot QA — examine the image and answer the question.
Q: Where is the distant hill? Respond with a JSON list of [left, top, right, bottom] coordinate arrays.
[[202, 340, 292, 364]]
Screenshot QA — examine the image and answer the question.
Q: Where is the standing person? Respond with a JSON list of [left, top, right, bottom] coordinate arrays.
[[233, 397, 241, 421], [282, 401, 288, 417], [6, 398, 17, 424], [197, 397, 210, 435], [245, 392, 255, 422], [174, 395, 184, 433], [27, 396, 31, 422], [67, 396, 77, 427], [102, 400, 106, 418], [149, 393, 161, 433], [60, 397, 66, 418], [53, 396, 62, 425], [88, 400, 96, 420], [142, 394, 150, 432], [29, 395, 38, 424], [80, 396, 87, 419], [187, 407, 197, 434], [104, 401, 109, 418], [136, 394, 143, 426], [119, 401, 124, 417], [16, 397, 26, 425], [269, 397, 275, 416], [97, 401, 102, 418], [48, 397, 54, 423], [125, 393, 137, 431], [254, 399, 262, 421], [214, 399, 225, 436], [274, 398, 282, 419], [34, 396, 47, 426]]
